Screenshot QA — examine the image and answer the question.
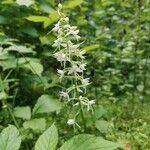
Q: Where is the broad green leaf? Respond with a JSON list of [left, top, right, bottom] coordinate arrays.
[[23, 118, 46, 131], [16, 0, 34, 7], [5, 45, 35, 54], [13, 106, 31, 120], [38, 0, 54, 13], [95, 120, 110, 133], [0, 36, 18, 45], [63, 0, 84, 9], [0, 125, 21, 150], [60, 134, 123, 150], [39, 34, 55, 45], [44, 11, 60, 28], [101, 0, 115, 7], [137, 85, 144, 92], [17, 25, 38, 37], [26, 16, 50, 22], [34, 124, 58, 150], [32, 94, 63, 115], [0, 15, 9, 24], [83, 44, 100, 51], [25, 15, 58, 28], [1, 0, 14, 4], [0, 56, 17, 70], [94, 105, 108, 119], [45, 0, 55, 6], [18, 57, 43, 75]]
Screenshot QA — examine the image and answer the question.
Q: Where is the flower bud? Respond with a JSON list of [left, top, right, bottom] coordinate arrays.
[[58, 3, 62, 9]]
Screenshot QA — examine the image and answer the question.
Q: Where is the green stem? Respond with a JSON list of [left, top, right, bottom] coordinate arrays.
[[74, 76, 86, 131], [6, 103, 20, 129], [78, 98, 87, 131]]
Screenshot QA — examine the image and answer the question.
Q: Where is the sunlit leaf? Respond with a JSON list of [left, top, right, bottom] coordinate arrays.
[[63, 0, 84, 9], [0, 125, 21, 150], [60, 134, 124, 150], [26, 16, 50, 23], [23, 118, 46, 131], [5, 45, 35, 54], [35, 124, 58, 150], [13, 106, 31, 120], [32, 94, 63, 115], [18, 57, 43, 75], [16, 0, 34, 7], [95, 120, 110, 133]]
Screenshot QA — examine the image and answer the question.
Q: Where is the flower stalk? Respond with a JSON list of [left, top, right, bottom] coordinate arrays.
[[52, 3, 95, 131]]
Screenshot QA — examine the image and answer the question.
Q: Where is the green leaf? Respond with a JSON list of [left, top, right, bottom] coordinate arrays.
[[38, 0, 54, 13], [2, 0, 14, 4], [0, 56, 17, 70], [5, 45, 35, 54], [13, 106, 31, 120], [23, 118, 46, 131], [63, 0, 84, 9], [0, 15, 9, 24], [32, 94, 63, 115], [39, 34, 55, 45], [16, 0, 34, 7], [44, 11, 60, 28], [25, 14, 59, 28], [18, 57, 43, 75], [0, 125, 21, 150], [18, 25, 38, 37], [83, 44, 100, 52], [26, 16, 50, 23], [137, 85, 144, 92], [60, 134, 123, 150], [34, 124, 58, 150], [101, 0, 115, 7], [94, 105, 108, 119], [95, 120, 110, 133]]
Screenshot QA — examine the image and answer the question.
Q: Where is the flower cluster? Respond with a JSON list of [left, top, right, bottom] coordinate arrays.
[[52, 4, 95, 128]]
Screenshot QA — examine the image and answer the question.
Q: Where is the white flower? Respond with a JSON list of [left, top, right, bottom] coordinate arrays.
[[67, 119, 81, 128], [54, 52, 67, 62], [68, 65, 78, 74], [87, 100, 95, 111], [64, 17, 69, 22], [52, 38, 67, 48], [77, 87, 83, 93], [52, 38, 63, 48], [78, 50, 85, 59], [52, 22, 61, 32], [79, 63, 86, 71], [58, 3, 62, 9], [79, 95, 84, 100], [64, 24, 70, 29], [66, 26, 81, 40], [68, 63, 85, 74], [88, 100, 95, 105], [57, 69, 64, 77], [60, 91, 69, 100], [67, 119, 75, 125], [82, 78, 90, 86], [79, 96, 95, 111], [70, 44, 79, 52], [57, 69, 64, 75]]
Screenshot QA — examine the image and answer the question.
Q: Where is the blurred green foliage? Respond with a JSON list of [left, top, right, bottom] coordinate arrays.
[[0, 0, 150, 149]]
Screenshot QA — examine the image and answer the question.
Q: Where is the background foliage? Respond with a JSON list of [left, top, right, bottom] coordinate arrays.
[[0, 0, 150, 149]]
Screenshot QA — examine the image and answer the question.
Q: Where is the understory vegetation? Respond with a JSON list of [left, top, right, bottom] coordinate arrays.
[[0, 0, 150, 150]]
